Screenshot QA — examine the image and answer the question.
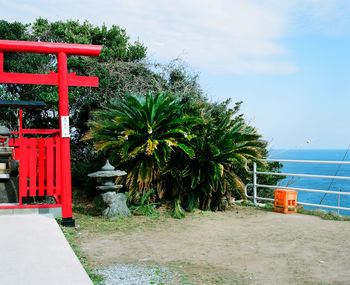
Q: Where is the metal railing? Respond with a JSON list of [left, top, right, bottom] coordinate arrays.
[[245, 159, 350, 213]]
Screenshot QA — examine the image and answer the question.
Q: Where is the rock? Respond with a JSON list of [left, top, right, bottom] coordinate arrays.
[[43, 196, 57, 204], [218, 197, 228, 211], [101, 192, 131, 218], [0, 177, 18, 203], [0, 126, 10, 136], [11, 160, 19, 173]]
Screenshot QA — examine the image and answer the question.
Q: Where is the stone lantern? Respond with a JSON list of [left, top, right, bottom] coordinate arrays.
[[88, 160, 131, 218]]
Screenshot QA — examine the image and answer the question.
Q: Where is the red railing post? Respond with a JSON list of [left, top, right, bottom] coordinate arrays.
[[58, 52, 74, 227]]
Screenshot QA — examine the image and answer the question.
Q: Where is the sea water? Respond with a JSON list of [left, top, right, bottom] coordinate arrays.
[[268, 149, 350, 216]]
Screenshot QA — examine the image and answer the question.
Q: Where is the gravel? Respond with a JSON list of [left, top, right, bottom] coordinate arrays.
[[94, 263, 178, 285]]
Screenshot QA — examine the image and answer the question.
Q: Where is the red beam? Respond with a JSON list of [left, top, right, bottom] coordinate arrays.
[[68, 73, 99, 87], [11, 129, 60, 135], [0, 72, 98, 87], [0, 72, 57, 85], [0, 40, 102, 56]]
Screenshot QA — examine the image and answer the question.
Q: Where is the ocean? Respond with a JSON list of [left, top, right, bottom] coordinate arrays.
[[267, 149, 350, 216]]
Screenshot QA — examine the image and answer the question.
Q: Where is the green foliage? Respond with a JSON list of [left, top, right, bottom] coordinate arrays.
[[32, 18, 147, 61], [86, 92, 196, 201], [173, 198, 186, 219], [258, 161, 285, 186], [182, 191, 198, 212], [87, 91, 270, 214], [255, 161, 286, 199], [129, 189, 159, 217], [297, 208, 350, 221], [171, 105, 267, 210]]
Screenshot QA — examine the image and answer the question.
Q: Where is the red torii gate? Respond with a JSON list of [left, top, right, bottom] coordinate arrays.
[[0, 40, 102, 226]]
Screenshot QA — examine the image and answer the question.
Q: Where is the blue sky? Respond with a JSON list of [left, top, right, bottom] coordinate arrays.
[[1, 0, 349, 149]]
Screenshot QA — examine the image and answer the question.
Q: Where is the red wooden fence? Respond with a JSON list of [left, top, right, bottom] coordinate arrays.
[[8, 136, 62, 205]]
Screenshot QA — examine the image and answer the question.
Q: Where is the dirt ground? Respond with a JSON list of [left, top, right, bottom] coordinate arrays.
[[75, 206, 350, 284]]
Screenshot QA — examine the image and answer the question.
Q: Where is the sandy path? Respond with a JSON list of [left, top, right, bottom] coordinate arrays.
[[77, 208, 350, 284]]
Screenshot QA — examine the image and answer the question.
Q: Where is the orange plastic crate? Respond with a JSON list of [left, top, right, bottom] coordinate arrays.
[[274, 189, 298, 214]]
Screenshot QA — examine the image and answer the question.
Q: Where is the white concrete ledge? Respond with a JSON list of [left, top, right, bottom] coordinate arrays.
[[0, 207, 62, 218], [0, 214, 92, 285]]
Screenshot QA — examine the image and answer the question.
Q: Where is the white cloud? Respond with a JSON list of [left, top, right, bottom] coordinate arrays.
[[0, 0, 349, 74], [106, 0, 296, 74]]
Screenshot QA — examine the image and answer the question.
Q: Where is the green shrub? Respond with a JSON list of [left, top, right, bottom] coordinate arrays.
[[85, 92, 196, 204], [129, 189, 159, 217], [86, 92, 271, 216]]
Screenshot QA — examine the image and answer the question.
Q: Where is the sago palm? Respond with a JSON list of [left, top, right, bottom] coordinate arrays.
[[177, 112, 267, 210], [85, 92, 196, 201]]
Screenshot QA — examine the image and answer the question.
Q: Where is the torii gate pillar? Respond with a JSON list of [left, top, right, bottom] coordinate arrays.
[[58, 52, 73, 226]]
